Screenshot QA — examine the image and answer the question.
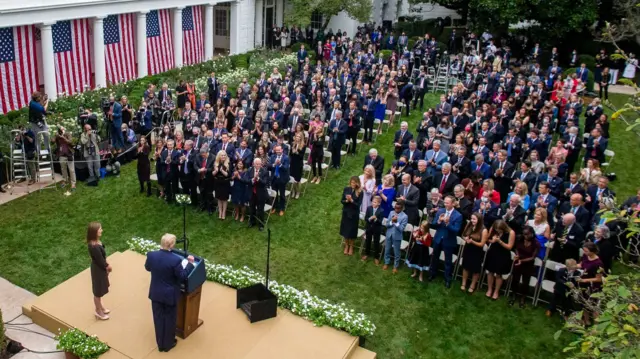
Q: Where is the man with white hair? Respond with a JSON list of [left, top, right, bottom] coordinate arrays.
[[145, 233, 195, 352], [563, 126, 582, 173], [393, 121, 413, 160], [364, 148, 385, 184], [396, 173, 421, 225], [549, 212, 585, 263], [328, 110, 348, 169], [497, 194, 527, 234]]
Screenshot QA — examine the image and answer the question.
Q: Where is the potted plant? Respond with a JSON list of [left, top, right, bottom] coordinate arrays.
[[55, 328, 109, 359]]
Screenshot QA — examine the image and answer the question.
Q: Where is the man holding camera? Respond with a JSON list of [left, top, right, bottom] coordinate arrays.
[[81, 124, 101, 185], [28, 91, 49, 155], [55, 126, 76, 191]]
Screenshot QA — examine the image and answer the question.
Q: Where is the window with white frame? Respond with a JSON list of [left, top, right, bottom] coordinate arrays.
[[310, 10, 323, 29], [215, 7, 229, 36]]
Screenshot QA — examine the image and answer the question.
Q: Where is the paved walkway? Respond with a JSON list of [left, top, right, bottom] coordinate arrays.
[[596, 83, 637, 95], [0, 277, 64, 359]]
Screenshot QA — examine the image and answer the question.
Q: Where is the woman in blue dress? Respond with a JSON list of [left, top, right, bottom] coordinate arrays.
[[231, 161, 249, 222], [374, 87, 387, 135], [374, 174, 396, 218]]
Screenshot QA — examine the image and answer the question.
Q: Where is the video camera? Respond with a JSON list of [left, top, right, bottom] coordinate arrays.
[[100, 97, 112, 114], [78, 106, 98, 130]]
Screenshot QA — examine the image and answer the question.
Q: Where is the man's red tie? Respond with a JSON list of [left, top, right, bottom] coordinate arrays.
[[439, 175, 447, 193]]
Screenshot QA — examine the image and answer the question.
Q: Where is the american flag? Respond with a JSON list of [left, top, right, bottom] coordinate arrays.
[[0, 26, 39, 114], [53, 19, 92, 95], [104, 14, 136, 85], [182, 6, 203, 66], [146, 9, 174, 75]]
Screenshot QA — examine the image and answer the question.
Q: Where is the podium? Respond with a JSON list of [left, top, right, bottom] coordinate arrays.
[[171, 249, 206, 339]]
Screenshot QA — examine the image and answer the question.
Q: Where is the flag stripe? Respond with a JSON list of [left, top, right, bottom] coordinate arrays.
[[146, 9, 174, 75], [53, 19, 92, 95], [183, 6, 203, 65], [0, 25, 39, 114]]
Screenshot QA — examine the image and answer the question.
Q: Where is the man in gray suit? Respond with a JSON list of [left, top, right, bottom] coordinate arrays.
[[396, 174, 421, 225], [80, 124, 101, 184], [383, 202, 408, 273]]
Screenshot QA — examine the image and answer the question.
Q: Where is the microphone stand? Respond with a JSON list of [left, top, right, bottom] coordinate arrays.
[[176, 200, 189, 253]]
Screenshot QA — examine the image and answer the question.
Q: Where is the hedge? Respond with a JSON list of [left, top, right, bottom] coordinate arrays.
[[563, 67, 595, 93], [577, 54, 596, 71]]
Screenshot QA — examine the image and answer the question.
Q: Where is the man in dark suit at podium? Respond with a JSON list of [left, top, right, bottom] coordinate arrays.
[[145, 234, 195, 352]]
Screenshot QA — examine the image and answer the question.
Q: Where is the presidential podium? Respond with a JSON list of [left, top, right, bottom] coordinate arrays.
[[172, 249, 206, 339]]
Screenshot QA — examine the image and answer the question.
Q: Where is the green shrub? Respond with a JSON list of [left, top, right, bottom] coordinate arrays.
[[436, 42, 448, 53], [379, 50, 393, 60], [563, 67, 595, 93], [290, 42, 309, 53], [577, 54, 596, 70]]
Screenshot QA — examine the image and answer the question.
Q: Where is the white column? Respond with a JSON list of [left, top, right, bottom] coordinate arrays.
[[173, 7, 183, 68], [229, 2, 239, 55], [40, 23, 57, 100], [136, 11, 148, 78], [254, 0, 263, 48], [204, 4, 214, 60], [93, 16, 106, 88], [275, 0, 283, 26]]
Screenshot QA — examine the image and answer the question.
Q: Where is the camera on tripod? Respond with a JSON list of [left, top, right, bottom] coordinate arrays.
[[78, 106, 98, 130], [101, 97, 112, 114]]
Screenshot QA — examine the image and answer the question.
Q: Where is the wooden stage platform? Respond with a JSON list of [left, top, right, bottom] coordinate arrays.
[[22, 250, 376, 359]]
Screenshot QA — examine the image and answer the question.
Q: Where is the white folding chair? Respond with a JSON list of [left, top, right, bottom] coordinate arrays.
[[534, 260, 565, 306], [602, 149, 615, 169]]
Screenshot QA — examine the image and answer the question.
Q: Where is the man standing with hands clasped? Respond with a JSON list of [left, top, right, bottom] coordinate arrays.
[[145, 234, 195, 353], [429, 196, 463, 288], [383, 202, 408, 273]]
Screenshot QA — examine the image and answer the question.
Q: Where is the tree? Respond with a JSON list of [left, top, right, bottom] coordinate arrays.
[[412, 0, 598, 42], [284, 0, 372, 31], [556, 205, 640, 358], [594, 0, 640, 43]]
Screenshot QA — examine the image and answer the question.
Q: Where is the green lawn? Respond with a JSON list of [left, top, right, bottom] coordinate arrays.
[[5, 92, 638, 359]]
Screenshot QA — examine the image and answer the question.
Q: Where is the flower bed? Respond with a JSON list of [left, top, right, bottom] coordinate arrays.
[[55, 328, 110, 359], [128, 237, 376, 337]]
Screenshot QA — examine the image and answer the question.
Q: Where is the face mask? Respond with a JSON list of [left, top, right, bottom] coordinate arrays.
[[398, 161, 406, 166]]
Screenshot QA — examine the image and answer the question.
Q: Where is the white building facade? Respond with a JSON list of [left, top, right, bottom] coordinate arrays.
[[0, 0, 458, 102]]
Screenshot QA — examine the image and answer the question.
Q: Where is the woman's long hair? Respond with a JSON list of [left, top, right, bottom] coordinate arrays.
[[463, 212, 484, 239], [86, 222, 101, 243], [349, 175, 362, 197]]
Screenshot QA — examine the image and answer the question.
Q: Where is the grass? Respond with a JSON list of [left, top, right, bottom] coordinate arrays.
[[604, 93, 640, 199], [4, 92, 638, 359]]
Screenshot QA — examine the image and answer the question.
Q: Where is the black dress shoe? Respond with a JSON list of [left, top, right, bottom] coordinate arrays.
[[427, 276, 436, 282], [508, 298, 516, 306], [259, 226, 264, 231], [248, 223, 254, 228], [444, 282, 451, 289], [166, 339, 177, 352]]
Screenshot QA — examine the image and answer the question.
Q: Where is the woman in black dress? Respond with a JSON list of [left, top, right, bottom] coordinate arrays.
[[509, 225, 540, 308], [289, 132, 306, 199], [225, 98, 238, 132], [309, 119, 325, 184], [406, 221, 432, 282], [153, 139, 165, 199], [460, 213, 487, 293], [484, 220, 515, 300], [175, 80, 188, 117], [213, 150, 231, 220], [137, 136, 151, 196], [231, 160, 249, 222], [87, 221, 111, 320], [340, 176, 363, 256]]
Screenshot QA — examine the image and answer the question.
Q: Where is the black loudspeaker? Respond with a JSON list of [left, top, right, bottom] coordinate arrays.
[[86, 177, 98, 187], [74, 158, 90, 182]]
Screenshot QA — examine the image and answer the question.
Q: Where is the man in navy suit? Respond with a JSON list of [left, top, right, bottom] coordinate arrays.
[[470, 153, 492, 179], [402, 140, 422, 170], [297, 44, 308, 73], [145, 234, 195, 352], [429, 196, 463, 288], [215, 133, 236, 163], [161, 140, 181, 203], [584, 128, 608, 165], [244, 158, 270, 231], [268, 145, 290, 216], [585, 177, 615, 216], [531, 181, 559, 224], [328, 111, 348, 169], [576, 63, 589, 83]]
